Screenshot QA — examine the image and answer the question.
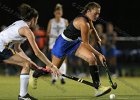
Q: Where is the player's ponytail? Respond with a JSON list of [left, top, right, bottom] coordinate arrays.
[[19, 3, 38, 21], [81, 2, 101, 14]]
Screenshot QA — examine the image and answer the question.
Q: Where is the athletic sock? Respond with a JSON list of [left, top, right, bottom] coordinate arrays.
[[89, 65, 100, 89], [19, 74, 29, 97]]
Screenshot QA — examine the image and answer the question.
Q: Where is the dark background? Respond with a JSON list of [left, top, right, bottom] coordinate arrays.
[[0, 0, 140, 36]]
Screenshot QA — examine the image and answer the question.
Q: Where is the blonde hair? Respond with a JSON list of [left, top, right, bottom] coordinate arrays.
[[55, 3, 63, 11]]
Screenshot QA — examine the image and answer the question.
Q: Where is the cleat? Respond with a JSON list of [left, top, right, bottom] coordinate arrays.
[[18, 93, 38, 100]]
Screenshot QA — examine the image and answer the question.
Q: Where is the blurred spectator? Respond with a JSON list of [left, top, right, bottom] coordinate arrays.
[[105, 22, 118, 77], [95, 23, 107, 56], [47, 3, 68, 84]]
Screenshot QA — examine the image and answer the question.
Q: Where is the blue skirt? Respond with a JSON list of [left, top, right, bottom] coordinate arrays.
[[52, 35, 81, 59]]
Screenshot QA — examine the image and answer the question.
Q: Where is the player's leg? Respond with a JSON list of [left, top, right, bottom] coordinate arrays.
[[51, 54, 65, 84], [51, 58, 67, 85], [17, 51, 40, 89], [75, 43, 99, 87], [75, 42, 111, 97], [4, 52, 38, 100], [49, 49, 57, 84], [17, 51, 49, 89], [59, 59, 67, 84]]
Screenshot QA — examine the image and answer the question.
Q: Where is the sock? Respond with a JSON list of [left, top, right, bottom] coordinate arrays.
[[89, 65, 100, 89], [19, 74, 29, 97]]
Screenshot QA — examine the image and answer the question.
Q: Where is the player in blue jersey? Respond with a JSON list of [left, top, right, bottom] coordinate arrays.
[[33, 2, 111, 97]]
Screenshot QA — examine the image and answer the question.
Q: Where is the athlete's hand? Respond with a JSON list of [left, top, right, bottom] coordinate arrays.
[[46, 64, 61, 76], [97, 53, 106, 66]]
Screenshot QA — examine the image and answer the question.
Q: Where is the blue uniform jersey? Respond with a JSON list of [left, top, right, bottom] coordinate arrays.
[[52, 14, 89, 58]]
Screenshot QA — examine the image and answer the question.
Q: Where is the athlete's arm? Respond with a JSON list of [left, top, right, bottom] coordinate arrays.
[[14, 43, 29, 58], [14, 43, 23, 52], [89, 22, 102, 46], [19, 27, 58, 69], [79, 18, 106, 63], [79, 18, 100, 55], [14, 43, 31, 58]]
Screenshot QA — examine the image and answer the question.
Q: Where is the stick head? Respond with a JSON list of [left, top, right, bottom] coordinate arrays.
[[112, 82, 117, 89]]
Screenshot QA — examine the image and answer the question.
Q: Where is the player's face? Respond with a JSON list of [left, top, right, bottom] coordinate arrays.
[[34, 17, 38, 26], [31, 17, 38, 28], [89, 8, 100, 21], [54, 10, 63, 18]]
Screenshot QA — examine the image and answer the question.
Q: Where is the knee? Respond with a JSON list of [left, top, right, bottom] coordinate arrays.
[[87, 54, 97, 65], [22, 61, 31, 71]]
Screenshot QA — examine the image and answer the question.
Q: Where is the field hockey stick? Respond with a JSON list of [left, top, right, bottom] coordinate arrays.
[[97, 41, 117, 89], [89, 21, 117, 89], [62, 74, 95, 87], [36, 67, 95, 88]]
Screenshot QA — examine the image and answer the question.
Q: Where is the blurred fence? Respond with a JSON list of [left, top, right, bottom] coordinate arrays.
[[116, 37, 140, 76]]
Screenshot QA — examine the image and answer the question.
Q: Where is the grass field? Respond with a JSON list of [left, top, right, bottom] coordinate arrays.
[[0, 76, 140, 100]]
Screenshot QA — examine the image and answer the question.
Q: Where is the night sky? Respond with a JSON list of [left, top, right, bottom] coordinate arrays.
[[0, 0, 140, 36]]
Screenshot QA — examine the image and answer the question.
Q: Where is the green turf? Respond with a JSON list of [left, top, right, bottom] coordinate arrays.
[[0, 76, 140, 100]]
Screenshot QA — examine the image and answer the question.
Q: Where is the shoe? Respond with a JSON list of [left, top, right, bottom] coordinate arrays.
[[61, 78, 66, 84], [51, 79, 56, 84], [29, 70, 38, 89], [94, 86, 111, 97], [18, 93, 38, 100]]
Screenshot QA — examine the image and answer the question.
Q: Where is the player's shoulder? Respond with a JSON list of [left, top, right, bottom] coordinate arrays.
[[19, 26, 31, 34], [74, 14, 89, 23], [75, 17, 88, 25]]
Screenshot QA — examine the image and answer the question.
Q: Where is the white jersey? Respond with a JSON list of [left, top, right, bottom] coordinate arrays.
[[49, 18, 67, 49], [0, 20, 28, 52]]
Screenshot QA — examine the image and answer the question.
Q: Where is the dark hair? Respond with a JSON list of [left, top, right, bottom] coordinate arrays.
[[81, 2, 101, 14], [19, 3, 38, 21], [54, 3, 63, 11]]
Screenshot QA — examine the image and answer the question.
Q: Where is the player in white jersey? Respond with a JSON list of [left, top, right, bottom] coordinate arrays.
[[47, 4, 68, 84], [0, 4, 60, 100]]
